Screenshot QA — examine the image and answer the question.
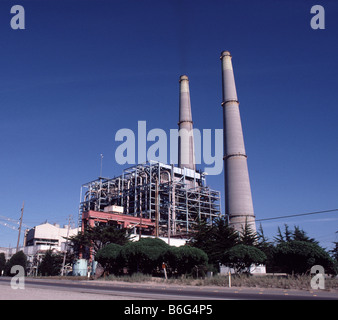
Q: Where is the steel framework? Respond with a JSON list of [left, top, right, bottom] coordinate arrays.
[[79, 161, 221, 238]]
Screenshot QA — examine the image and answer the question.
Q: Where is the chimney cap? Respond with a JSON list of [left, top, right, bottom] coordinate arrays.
[[220, 50, 231, 59], [179, 75, 189, 82]]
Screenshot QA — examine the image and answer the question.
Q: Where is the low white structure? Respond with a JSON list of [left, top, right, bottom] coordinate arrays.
[[25, 222, 79, 247], [220, 264, 266, 275], [1, 222, 79, 272], [137, 235, 187, 247]]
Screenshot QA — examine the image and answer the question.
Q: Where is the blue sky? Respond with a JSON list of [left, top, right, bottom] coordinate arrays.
[[0, 0, 337, 249]]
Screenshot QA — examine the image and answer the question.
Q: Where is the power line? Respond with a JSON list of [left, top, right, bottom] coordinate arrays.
[[256, 209, 338, 222]]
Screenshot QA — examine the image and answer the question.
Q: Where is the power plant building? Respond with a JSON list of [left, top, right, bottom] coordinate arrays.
[[79, 51, 256, 244]]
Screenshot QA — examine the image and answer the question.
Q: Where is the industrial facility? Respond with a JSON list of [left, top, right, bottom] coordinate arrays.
[[78, 51, 256, 243], [0, 51, 258, 277], [79, 161, 221, 238], [79, 75, 222, 241]]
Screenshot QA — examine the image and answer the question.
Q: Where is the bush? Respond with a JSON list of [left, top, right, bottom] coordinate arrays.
[[273, 241, 337, 275], [164, 246, 208, 276], [121, 238, 170, 274], [221, 244, 267, 274], [95, 243, 124, 275], [4, 251, 27, 276], [39, 250, 63, 276], [95, 238, 209, 277]]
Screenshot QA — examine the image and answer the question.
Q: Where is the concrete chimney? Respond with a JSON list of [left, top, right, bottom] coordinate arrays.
[[220, 51, 256, 233], [178, 75, 196, 171]]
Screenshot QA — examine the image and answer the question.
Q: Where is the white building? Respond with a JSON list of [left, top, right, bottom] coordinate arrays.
[[25, 222, 79, 247], [1, 222, 79, 270]]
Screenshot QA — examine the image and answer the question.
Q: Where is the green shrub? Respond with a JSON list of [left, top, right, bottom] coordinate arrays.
[[95, 243, 124, 275], [164, 246, 208, 276], [121, 237, 170, 274], [39, 250, 63, 276], [221, 244, 267, 274], [273, 241, 337, 275], [4, 251, 27, 276]]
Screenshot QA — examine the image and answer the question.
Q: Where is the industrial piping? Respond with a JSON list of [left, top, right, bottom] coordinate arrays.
[[220, 51, 256, 232]]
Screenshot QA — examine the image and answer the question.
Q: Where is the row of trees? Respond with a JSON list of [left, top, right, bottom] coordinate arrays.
[[0, 250, 72, 277], [80, 218, 338, 276], [70, 225, 210, 276], [95, 237, 208, 277], [189, 218, 338, 275], [1, 218, 337, 277]]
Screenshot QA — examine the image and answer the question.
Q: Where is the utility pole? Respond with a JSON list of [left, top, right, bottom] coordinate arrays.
[[61, 215, 72, 276], [16, 201, 24, 253]]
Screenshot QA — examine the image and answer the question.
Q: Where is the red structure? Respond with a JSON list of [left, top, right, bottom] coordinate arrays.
[[82, 210, 155, 233], [80, 210, 156, 262]]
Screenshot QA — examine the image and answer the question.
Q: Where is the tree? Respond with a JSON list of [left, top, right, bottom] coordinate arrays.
[[221, 244, 266, 274], [256, 224, 275, 273], [4, 251, 27, 276], [284, 224, 293, 242], [329, 241, 338, 275], [69, 224, 131, 258], [95, 238, 209, 277], [95, 243, 124, 275], [164, 246, 208, 276], [274, 224, 293, 244], [121, 238, 170, 274], [257, 223, 269, 247], [273, 240, 337, 275], [239, 220, 258, 246], [330, 241, 338, 262], [39, 250, 63, 276], [0, 253, 6, 276], [292, 226, 317, 243], [188, 216, 238, 269], [274, 226, 285, 244], [274, 225, 317, 244]]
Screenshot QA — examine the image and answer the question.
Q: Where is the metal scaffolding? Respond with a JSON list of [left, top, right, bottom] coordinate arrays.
[[79, 161, 221, 238]]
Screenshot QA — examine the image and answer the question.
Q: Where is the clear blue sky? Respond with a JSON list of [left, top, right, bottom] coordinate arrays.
[[0, 0, 337, 249]]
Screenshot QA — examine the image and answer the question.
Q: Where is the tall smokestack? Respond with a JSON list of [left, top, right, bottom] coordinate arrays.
[[178, 75, 195, 171], [220, 51, 256, 232]]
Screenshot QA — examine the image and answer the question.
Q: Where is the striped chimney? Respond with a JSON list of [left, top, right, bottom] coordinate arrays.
[[220, 51, 256, 233], [178, 75, 196, 171]]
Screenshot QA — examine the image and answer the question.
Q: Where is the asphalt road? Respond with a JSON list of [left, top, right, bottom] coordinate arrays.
[[0, 277, 337, 300]]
